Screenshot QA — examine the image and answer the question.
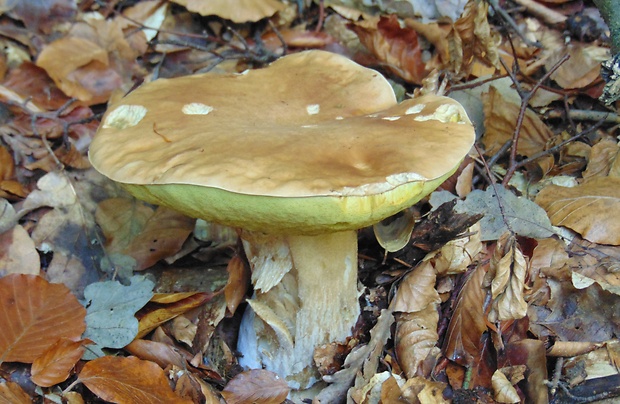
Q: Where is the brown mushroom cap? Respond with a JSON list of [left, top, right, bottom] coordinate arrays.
[[89, 51, 474, 234]]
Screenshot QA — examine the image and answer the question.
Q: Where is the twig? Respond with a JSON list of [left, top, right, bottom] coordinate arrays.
[[487, 0, 542, 48], [545, 109, 620, 124], [511, 0, 567, 26], [501, 54, 570, 185], [315, 0, 325, 33]]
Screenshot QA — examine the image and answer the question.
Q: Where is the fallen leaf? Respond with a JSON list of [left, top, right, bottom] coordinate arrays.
[[492, 369, 521, 403], [95, 198, 194, 271], [485, 233, 528, 322], [443, 264, 487, 366], [0, 381, 31, 404], [454, 186, 555, 241], [36, 36, 119, 104], [350, 15, 428, 84], [547, 43, 609, 89], [79, 355, 192, 404], [124, 339, 187, 370], [535, 177, 620, 245], [482, 86, 554, 157], [0, 274, 86, 363], [31, 338, 88, 387], [582, 138, 619, 179], [394, 304, 439, 378], [0, 225, 40, 276], [137, 291, 213, 339], [392, 260, 441, 313], [82, 275, 154, 352], [221, 369, 289, 404], [224, 256, 250, 315]]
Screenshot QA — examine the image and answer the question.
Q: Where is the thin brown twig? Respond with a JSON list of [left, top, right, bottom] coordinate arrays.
[[502, 54, 570, 185]]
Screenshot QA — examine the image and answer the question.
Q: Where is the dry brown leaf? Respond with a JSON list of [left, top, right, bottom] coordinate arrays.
[[547, 43, 609, 89], [137, 292, 214, 338], [485, 233, 528, 322], [350, 15, 428, 84], [491, 370, 521, 403], [535, 177, 620, 245], [0, 381, 31, 404], [2, 62, 72, 110], [0, 274, 86, 363], [0, 225, 40, 276], [125, 339, 188, 370], [392, 260, 440, 313], [427, 222, 483, 276], [36, 36, 119, 104], [482, 86, 554, 156], [224, 256, 250, 315], [450, 0, 500, 76], [0, 146, 28, 199], [221, 369, 289, 404], [394, 304, 439, 378], [171, 0, 285, 22], [400, 376, 449, 403], [443, 264, 487, 366], [79, 356, 192, 404], [583, 138, 619, 179], [96, 198, 194, 270], [31, 338, 88, 387]]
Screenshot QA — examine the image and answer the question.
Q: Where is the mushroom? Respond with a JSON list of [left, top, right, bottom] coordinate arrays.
[[88, 50, 475, 389]]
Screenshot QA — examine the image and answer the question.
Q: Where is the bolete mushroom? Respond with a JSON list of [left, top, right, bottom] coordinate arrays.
[[88, 50, 475, 389]]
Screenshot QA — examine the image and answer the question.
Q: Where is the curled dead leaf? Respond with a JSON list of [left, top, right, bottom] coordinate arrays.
[[535, 177, 620, 245]]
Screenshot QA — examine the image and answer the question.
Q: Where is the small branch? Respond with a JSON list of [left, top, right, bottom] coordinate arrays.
[[502, 54, 570, 186], [545, 109, 620, 124], [511, 0, 567, 26], [487, 0, 542, 48]]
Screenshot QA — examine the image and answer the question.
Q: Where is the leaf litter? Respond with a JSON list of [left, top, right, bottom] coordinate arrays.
[[0, 0, 618, 403]]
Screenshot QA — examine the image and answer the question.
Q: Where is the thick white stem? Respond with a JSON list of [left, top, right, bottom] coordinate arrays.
[[237, 230, 360, 389]]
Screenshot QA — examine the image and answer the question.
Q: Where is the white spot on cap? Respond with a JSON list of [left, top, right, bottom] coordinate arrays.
[[414, 104, 462, 123], [405, 104, 425, 115], [103, 105, 147, 129], [335, 116, 344, 120], [306, 104, 320, 115], [382, 116, 400, 121], [301, 124, 318, 128], [182, 103, 214, 115]]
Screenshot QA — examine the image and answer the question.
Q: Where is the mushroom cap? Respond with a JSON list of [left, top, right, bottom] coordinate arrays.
[[89, 50, 475, 235]]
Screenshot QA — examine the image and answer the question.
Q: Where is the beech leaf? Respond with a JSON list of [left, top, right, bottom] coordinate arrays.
[[79, 356, 192, 403], [31, 338, 88, 387], [221, 369, 289, 404], [535, 177, 620, 245], [0, 274, 86, 364]]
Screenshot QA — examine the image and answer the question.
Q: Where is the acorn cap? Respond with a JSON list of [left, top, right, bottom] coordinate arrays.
[[89, 50, 475, 234]]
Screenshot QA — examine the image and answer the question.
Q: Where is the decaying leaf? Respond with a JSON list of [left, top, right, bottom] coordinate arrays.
[[224, 256, 251, 315], [349, 15, 428, 84], [31, 338, 89, 387], [82, 275, 154, 354], [485, 233, 528, 322], [582, 137, 619, 179], [221, 369, 289, 404], [394, 304, 440, 378], [96, 197, 195, 271], [536, 177, 620, 245], [492, 368, 521, 403], [443, 264, 487, 366], [392, 260, 441, 313], [0, 381, 31, 404], [137, 291, 214, 339], [0, 274, 86, 363], [435, 187, 555, 241], [317, 308, 395, 402], [482, 86, 554, 157], [0, 224, 40, 276], [79, 355, 193, 403]]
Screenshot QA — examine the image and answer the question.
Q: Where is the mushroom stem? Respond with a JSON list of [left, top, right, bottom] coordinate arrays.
[[237, 230, 361, 389]]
